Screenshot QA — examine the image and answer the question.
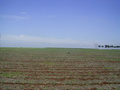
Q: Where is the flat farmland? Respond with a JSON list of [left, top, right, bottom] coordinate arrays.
[[0, 48, 120, 90]]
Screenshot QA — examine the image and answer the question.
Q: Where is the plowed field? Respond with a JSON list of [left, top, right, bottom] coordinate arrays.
[[0, 48, 120, 90]]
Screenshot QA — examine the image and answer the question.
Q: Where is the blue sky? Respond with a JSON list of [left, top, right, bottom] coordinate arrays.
[[0, 0, 120, 48]]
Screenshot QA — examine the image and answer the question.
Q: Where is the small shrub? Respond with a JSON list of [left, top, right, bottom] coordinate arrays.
[[68, 52, 70, 54]]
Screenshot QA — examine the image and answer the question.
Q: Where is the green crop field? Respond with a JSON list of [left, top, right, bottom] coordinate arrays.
[[0, 48, 120, 90]]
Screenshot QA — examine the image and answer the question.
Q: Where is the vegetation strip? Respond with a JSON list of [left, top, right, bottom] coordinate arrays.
[[1, 82, 120, 86]]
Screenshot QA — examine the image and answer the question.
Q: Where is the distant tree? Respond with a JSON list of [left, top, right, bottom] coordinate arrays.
[[99, 45, 120, 49], [105, 45, 108, 48], [110, 45, 113, 48], [101, 45, 104, 48], [98, 45, 101, 48], [113, 46, 117, 48]]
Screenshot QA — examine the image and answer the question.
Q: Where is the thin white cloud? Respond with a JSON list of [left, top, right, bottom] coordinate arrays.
[[2, 34, 79, 44], [0, 15, 29, 20], [1, 34, 94, 48], [46, 15, 56, 18], [20, 11, 27, 15], [39, 15, 56, 19]]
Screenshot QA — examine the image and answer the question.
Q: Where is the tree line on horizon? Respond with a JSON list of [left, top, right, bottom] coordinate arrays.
[[98, 45, 120, 48]]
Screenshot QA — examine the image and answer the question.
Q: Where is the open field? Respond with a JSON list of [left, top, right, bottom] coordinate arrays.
[[0, 48, 120, 90]]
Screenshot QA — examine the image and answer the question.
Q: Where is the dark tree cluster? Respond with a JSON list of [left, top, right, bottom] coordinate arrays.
[[98, 45, 120, 48]]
